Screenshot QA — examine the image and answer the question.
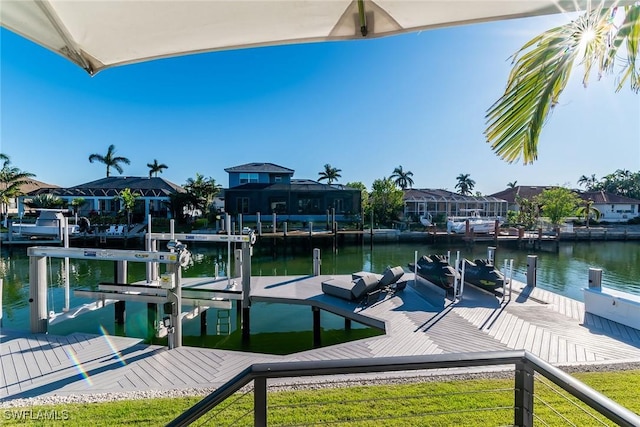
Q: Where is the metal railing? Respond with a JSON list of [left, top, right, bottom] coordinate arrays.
[[167, 350, 640, 427]]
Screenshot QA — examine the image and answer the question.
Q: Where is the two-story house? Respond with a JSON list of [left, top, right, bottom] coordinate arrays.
[[223, 163, 361, 226]]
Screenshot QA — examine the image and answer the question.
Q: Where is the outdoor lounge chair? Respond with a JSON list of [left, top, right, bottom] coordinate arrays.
[[321, 266, 405, 302]]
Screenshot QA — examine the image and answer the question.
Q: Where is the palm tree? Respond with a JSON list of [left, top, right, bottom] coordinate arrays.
[[486, 5, 639, 164], [576, 198, 601, 228], [390, 165, 414, 190], [24, 193, 65, 209], [184, 173, 221, 217], [0, 154, 35, 224], [88, 144, 130, 177], [147, 159, 168, 178], [454, 173, 475, 196], [507, 181, 518, 188], [577, 174, 598, 190], [318, 164, 342, 185]]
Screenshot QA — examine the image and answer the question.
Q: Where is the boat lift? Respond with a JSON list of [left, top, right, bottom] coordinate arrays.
[[27, 229, 255, 349]]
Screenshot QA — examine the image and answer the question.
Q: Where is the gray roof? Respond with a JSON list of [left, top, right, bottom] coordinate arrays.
[[404, 188, 507, 203], [224, 163, 294, 174], [29, 176, 185, 198]]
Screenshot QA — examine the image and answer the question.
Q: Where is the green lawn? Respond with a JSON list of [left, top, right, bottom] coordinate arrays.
[[2, 370, 639, 426]]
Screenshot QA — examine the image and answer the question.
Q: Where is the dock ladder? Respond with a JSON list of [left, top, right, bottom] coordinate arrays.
[[216, 310, 231, 335]]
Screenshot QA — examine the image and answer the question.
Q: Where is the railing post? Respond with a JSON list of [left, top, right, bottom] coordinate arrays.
[[254, 377, 267, 427], [514, 361, 534, 427]]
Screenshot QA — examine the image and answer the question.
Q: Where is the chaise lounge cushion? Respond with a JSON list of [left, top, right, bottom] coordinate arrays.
[[322, 278, 360, 301], [352, 274, 381, 299], [378, 266, 405, 287]]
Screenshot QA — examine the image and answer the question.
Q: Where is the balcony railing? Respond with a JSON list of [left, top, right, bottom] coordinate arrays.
[[167, 350, 639, 427]]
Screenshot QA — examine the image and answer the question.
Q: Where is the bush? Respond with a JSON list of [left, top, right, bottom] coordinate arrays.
[[627, 216, 640, 225]]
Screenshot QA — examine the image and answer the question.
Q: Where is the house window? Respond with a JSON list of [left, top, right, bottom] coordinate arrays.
[[274, 176, 282, 183], [270, 197, 287, 214], [236, 197, 249, 214], [239, 173, 259, 184]]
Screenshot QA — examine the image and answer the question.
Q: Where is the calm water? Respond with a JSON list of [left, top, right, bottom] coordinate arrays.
[[1, 240, 639, 344]]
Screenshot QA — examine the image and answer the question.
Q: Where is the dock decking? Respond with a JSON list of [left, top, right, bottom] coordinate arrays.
[[2, 275, 640, 403]]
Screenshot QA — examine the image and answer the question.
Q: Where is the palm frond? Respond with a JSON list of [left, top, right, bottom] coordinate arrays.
[[485, 5, 639, 164]]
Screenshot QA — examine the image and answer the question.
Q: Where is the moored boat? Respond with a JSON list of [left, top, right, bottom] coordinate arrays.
[[11, 209, 79, 238], [446, 209, 503, 234]]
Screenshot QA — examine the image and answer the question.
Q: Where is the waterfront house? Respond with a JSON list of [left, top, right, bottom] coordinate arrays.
[[21, 176, 186, 222], [402, 188, 508, 224], [489, 186, 640, 223], [579, 191, 640, 223], [223, 163, 361, 226]]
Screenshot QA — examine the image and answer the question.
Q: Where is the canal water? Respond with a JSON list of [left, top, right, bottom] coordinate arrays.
[[1, 240, 638, 352]]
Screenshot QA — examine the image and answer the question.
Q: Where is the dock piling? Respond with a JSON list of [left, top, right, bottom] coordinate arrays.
[[527, 255, 538, 287]]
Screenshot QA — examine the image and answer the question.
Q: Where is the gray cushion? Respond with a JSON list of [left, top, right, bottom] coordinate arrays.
[[379, 266, 405, 287], [351, 271, 378, 281], [359, 275, 380, 294], [322, 278, 355, 300]]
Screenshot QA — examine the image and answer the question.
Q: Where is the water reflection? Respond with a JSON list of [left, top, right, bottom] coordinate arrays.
[[2, 241, 639, 337]]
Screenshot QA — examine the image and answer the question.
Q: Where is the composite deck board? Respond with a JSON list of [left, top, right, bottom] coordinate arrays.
[[2, 276, 639, 401]]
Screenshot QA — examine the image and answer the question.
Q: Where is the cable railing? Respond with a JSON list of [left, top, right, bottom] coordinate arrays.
[[166, 350, 639, 427]]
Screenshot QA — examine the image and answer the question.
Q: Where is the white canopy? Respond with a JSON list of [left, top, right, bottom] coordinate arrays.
[[0, 1, 628, 75]]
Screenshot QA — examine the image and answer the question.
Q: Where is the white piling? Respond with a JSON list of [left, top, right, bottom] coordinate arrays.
[[508, 259, 514, 300], [459, 258, 466, 300], [0, 278, 3, 327], [63, 217, 70, 312], [313, 248, 322, 276], [226, 214, 231, 287]]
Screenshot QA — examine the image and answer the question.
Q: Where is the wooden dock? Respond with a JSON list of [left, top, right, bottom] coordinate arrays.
[[2, 275, 639, 402]]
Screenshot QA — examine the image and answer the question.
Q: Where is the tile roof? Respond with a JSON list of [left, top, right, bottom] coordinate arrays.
[[579, 190, 640, 204], [489, 186, 558, 203]]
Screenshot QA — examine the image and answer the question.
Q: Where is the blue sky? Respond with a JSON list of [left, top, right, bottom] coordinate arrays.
[[1, 12, 638, 195]]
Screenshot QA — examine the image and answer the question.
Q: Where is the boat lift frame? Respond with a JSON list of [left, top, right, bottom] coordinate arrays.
[[27, 231, 255, 349]]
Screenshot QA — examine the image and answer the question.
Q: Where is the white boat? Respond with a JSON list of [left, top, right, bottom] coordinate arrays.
[[419, 213, 433, 227], [447, 209, 503, 234], [12, 210, 79, 237]]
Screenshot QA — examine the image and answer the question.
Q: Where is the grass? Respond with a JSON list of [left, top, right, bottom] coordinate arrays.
[[2, 370, 639, 426]]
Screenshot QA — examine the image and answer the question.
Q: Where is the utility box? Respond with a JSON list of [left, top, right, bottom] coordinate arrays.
[[527, 255, 537, 287], [160, 273, 175, 289], [588, 268, 602, 290]]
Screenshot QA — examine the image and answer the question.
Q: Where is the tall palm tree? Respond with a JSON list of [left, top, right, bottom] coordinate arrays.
[[0, 154, 35, 223], [577, 174, 598, 190], [486, 5, 639, 164], [454, 173, 475, 196], [390, 165, 414, 190], [318, 164, 342, 185], [507, 181, 518, 188], [147, 159, 168, 178], [88, 144, 130, 177]]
